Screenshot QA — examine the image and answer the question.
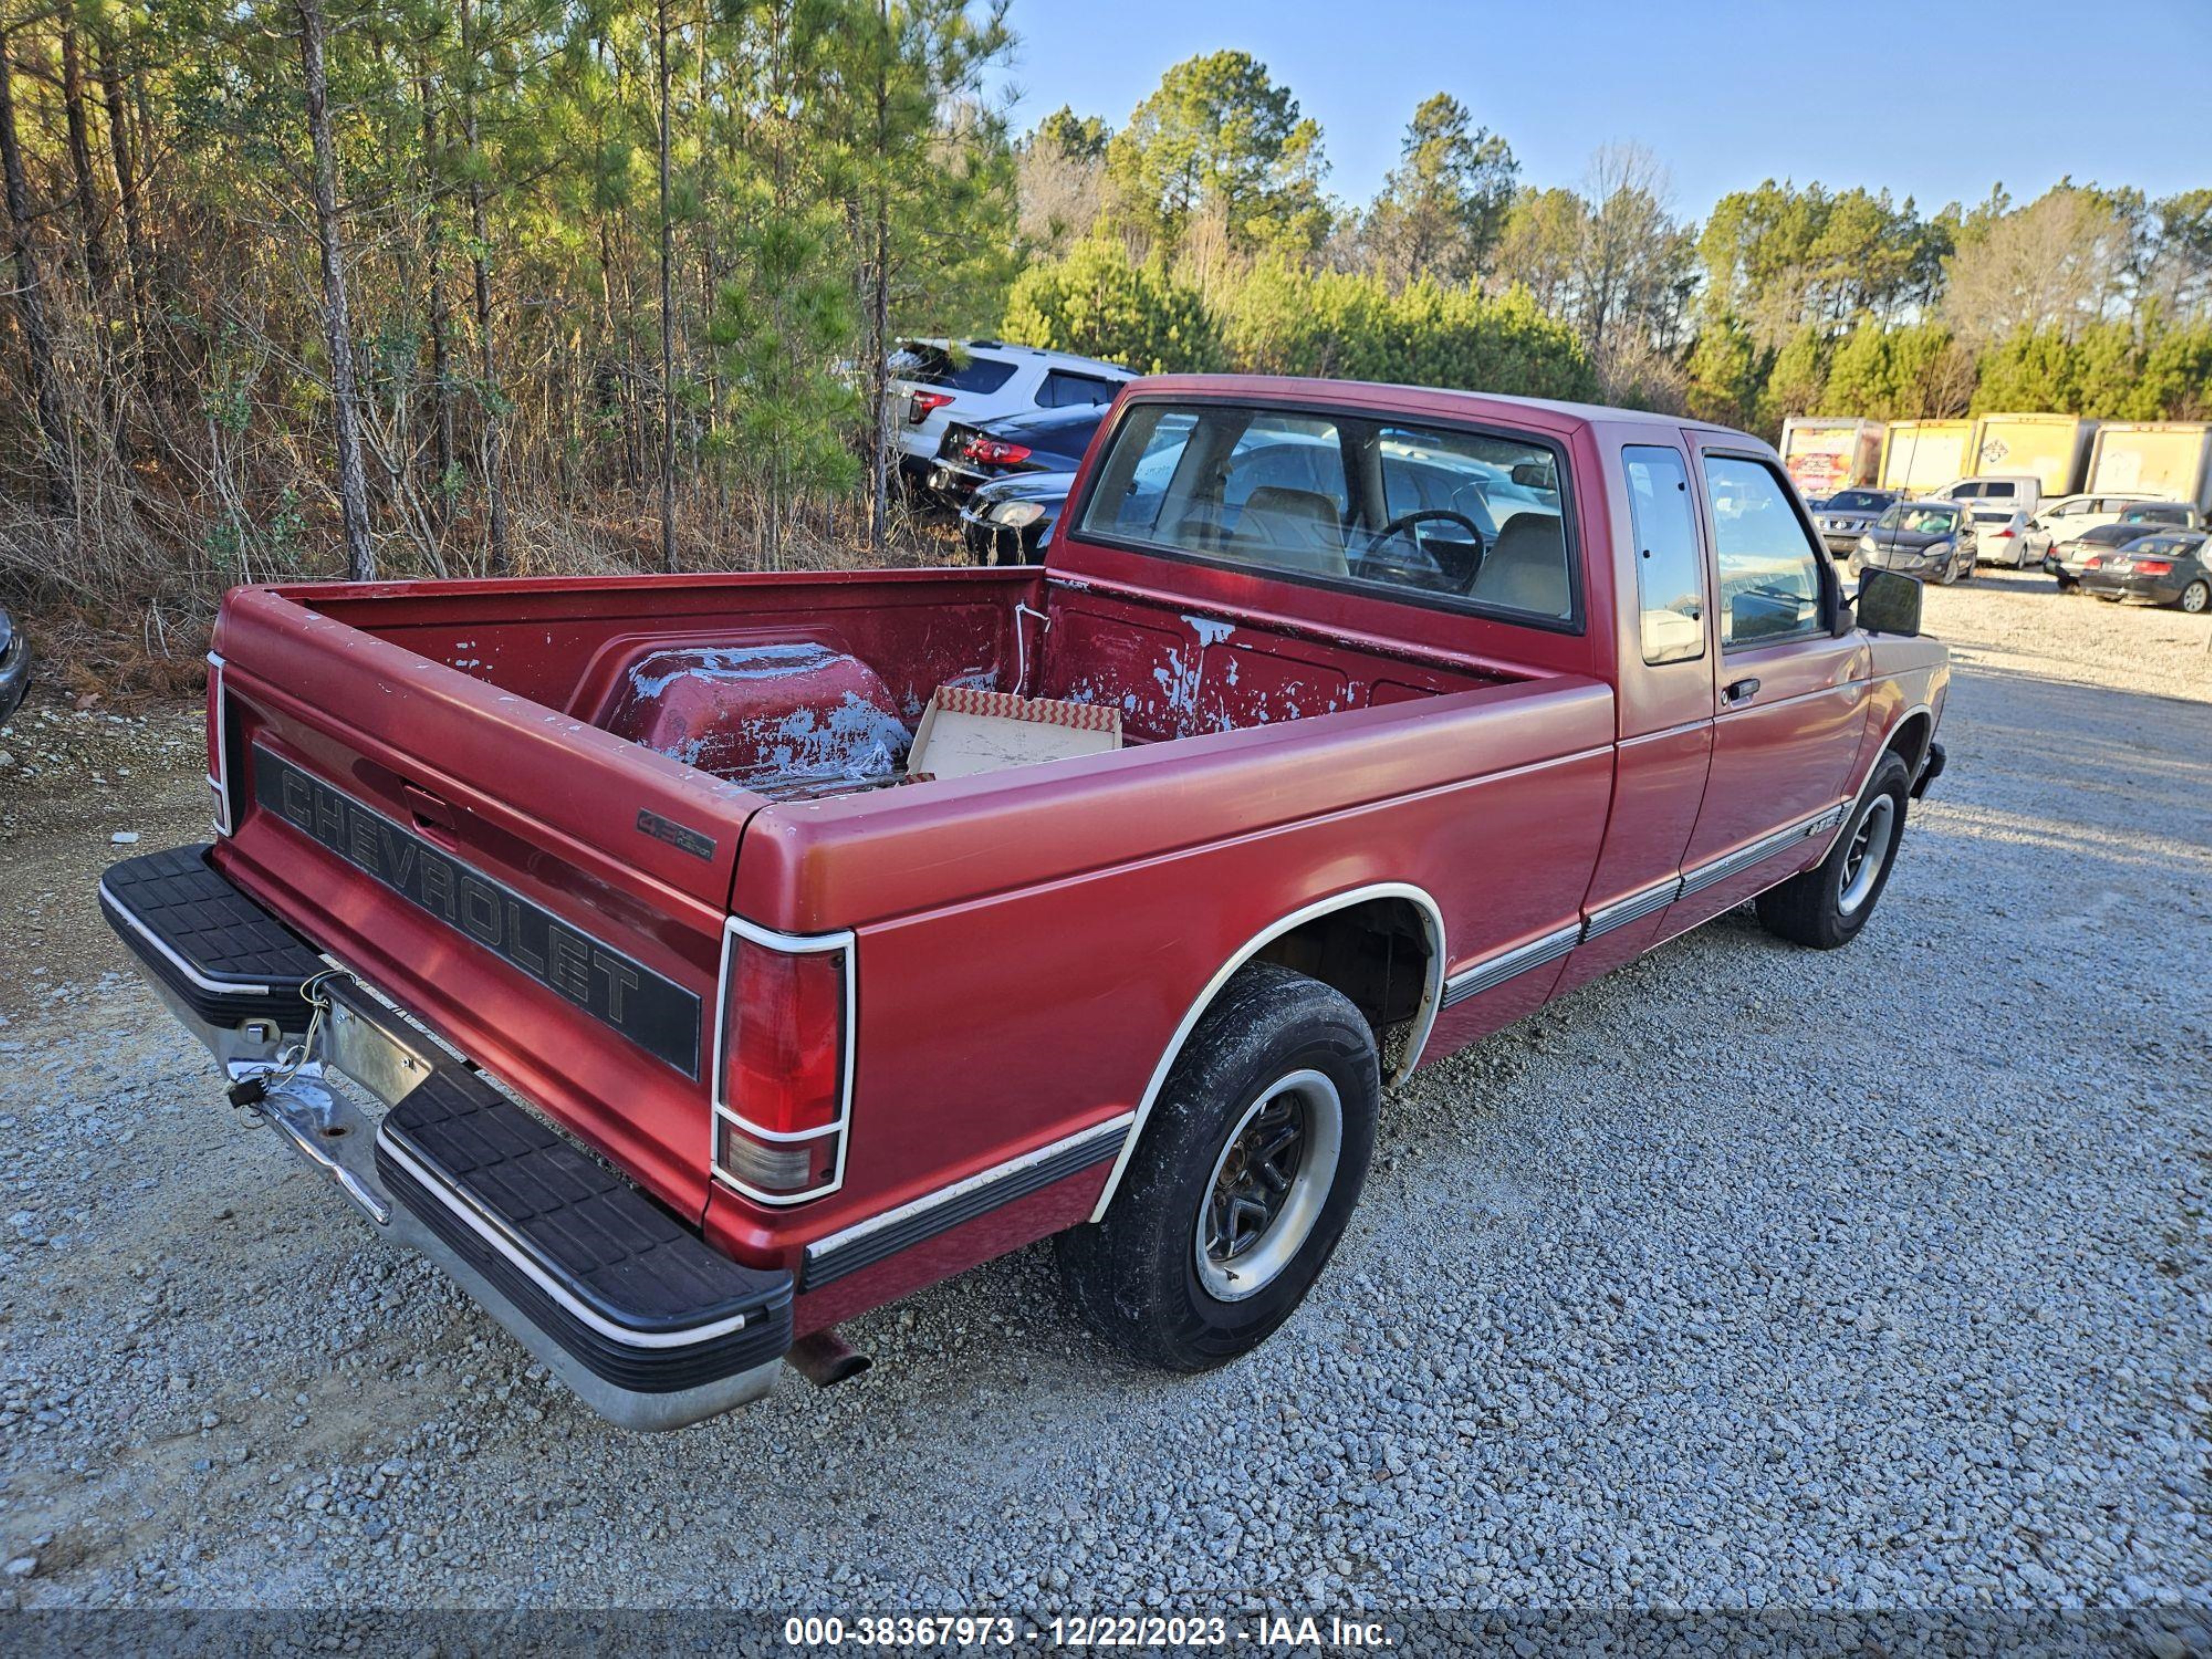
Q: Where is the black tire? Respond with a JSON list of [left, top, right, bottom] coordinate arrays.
[[1755, 752, 1912, 950], [1055, 962, 1379, 1371], [2176, 580, 2209, 614]]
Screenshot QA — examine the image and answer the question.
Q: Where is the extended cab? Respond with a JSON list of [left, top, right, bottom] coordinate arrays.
[[103, 378, 1949, 1429]]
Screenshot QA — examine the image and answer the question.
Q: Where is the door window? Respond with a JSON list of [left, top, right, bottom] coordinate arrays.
[[1702, 456, 1826, 648], [1623, 446, 1705, 664]]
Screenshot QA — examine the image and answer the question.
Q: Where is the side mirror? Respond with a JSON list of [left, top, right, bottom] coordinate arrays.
[[1855, 567, 1923, 637], [1509, 461, 1553, 490]]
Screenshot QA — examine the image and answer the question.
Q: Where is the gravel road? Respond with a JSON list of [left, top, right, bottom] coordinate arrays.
[[0, 568, 2206, 1620]]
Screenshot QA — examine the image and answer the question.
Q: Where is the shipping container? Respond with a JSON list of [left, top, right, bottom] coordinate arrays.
[[1880, 420, 1974, 494], [1779, 417, 1884, 499], [1964, 413, 2095, 498], [2084, 421, 2212, 512]]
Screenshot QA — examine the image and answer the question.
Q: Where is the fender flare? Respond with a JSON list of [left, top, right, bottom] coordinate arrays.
[[1084, 880, 1446, 1223], [1817, 701, 1933, 861]]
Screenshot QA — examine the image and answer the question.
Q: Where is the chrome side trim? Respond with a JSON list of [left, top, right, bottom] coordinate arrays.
[[1087, 880, 1448, 1224], [805, 1113, 1133, 1287], [1678, 806, 1846, 898], [1582, 877, 1684, 941], [710, 912, 859, 1208], [1439, 922, 1583, 1010], [377, 1129, 750, 1350], [96, 880, 270, 997]]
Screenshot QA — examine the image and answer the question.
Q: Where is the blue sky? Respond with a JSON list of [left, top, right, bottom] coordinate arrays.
[[989, 0, 2210, 218]]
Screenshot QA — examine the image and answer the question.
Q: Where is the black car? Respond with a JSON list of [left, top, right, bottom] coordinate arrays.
[[1850, 498, 1978, 585], [1811, 488, 1900, 555], [2077, 529, 2212, 612], [2049, 504, 2206, 591], [928, 404, 1109, 504], [959, 469, 1072, 566], [0, 607, 28, 722]]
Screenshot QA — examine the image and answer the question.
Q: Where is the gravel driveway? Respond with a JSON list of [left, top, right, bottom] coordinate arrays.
[[1, 569, 2205, 1619]]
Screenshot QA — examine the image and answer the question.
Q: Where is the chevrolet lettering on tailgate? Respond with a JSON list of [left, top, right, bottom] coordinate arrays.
[[254, 744, 701, 1076]]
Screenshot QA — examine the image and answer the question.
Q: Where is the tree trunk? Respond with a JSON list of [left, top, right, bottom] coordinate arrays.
[[295, 0, 375, 581], [57, 2, 113, 300], [0, 30, 74, 518], [655, 0, 676, 572], [865, 0, 890, 556], [420, 73, 455, 525], [460, 0, 507, 571], [92, 25, 150, 338]]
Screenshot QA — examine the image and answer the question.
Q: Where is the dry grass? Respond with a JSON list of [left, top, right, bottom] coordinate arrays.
[[0, 471, 967, 705]]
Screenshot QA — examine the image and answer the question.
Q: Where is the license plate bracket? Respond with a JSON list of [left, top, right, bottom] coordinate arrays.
[[324, 986, 440, 1109]]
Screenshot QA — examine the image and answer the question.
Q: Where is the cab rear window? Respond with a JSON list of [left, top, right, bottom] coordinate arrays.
[[1076, 401, 1579, 628]]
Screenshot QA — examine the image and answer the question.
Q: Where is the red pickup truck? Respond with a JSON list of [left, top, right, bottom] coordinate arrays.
[[103, 377, 1948, 1430]]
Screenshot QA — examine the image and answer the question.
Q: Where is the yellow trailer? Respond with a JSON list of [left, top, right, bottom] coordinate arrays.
[[2084, 421, 2212, 512], [1964, 413, 2096, 497], [1879, 420, 1973, 494]]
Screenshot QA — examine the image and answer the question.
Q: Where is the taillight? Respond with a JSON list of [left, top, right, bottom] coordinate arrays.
[[964, 439, 1031, 466], [712, 919, 852, 1205], [908, 390, 953, 424], [1990, 527, 2014, 539], [205, 651, 234, 836], [2084, 555, 2103, 568], [2134, 560, 2173, 576]]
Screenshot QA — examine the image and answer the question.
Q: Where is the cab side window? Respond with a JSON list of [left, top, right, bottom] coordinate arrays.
[[1623, 446, 1704, 664], [1702, 456, 1825, 647]]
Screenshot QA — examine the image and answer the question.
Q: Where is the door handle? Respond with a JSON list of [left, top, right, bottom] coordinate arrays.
[[1723, 676, 1761, 705]]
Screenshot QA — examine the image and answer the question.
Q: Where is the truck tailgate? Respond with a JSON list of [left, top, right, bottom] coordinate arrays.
[[209, 585, 765, 1219]]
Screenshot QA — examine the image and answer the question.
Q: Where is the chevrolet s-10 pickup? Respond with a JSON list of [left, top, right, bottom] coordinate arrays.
[[102, 376, 1948, 1428]]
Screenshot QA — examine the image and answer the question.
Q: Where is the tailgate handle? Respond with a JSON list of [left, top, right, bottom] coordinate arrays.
[[401, 782, 455, 836]]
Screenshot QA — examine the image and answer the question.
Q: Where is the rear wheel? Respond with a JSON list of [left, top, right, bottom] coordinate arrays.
[[2178, 580, 2209, 614], [1055, 962, 1378, 1371], [1756, 752, 1912, 950]]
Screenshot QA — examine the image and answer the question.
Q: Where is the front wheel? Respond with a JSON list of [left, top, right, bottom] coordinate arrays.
[[1755, 752, 1912, 950], [1055, 962, 1379, 1371], [2177, 580, 2209, 614]]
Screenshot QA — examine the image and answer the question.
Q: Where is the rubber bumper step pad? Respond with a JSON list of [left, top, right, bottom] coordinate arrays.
[[100, 844, 324, 1029], [376, 1073, 791, 1394]]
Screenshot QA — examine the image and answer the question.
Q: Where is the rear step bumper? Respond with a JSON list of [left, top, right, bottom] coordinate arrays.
[[100, 846, 794, 1431]]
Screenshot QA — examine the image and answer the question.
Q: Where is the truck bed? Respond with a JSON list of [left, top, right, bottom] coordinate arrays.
[[208, 565, 1601, 1232]]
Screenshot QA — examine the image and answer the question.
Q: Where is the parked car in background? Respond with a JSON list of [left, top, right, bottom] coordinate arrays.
[[2047, 503, 2207, 592], [1811, 488, 1900, 555], [0, 607, 29, 722], [2078, 530, 2212, 612], [2022, 491, 2164, 564], [890, 339, 1131, 484], [1853, 498, 1978, 584], [959, 469, 1072, 566], [1968, 507, 2037, 568], [928, 404, 1112, 505], [1937, 474, 2044, 520]]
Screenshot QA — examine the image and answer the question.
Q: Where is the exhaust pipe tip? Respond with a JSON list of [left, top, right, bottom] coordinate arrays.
[[786, 1329, 872, 1389]]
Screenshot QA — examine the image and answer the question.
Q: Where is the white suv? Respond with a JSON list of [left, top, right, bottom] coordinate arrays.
[[889, 340, 1133, 479]]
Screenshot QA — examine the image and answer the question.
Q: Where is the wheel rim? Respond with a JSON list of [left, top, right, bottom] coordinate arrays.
[[1838, 792, 1898, 916], [2183, 582, 2209, 614], [1194, 1069, 1343, 1303]]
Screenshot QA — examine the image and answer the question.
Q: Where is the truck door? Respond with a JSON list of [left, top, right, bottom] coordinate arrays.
[[1553, 439, 1715, 995], [1663, 448, 1870, 935]]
